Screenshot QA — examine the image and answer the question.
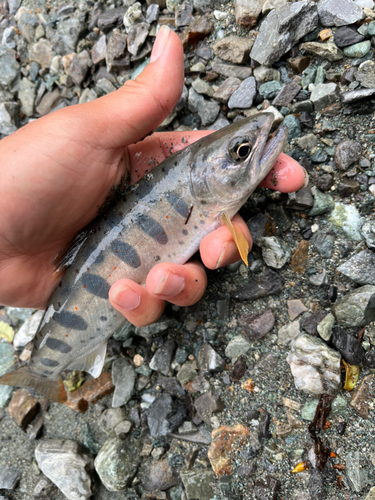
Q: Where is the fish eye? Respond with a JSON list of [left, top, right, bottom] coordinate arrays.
[[228, 136, 252, 162]]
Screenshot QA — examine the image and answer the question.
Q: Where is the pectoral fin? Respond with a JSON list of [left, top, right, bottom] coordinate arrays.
[[221, 212, 249, 266], [66, 342, 107, 378]]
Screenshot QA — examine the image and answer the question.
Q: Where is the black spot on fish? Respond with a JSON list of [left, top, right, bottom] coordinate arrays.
[[165, 191, 190, 218], [178, 241, 184, 245], [194, 226, 198, 230], [135, 214, 168, 245], [200, 220, 205, 225], [182, 229, 188, 236], [43, 370, 54, 376], [40, 358, 59, 367], [111, 240, 141, 268], [95, 251, 105, 265], [100, 316, 107, 321], [135, 182, 153, 199], [54, 311, 88, 331], [81, 274, 110, 299], [46, 338, 72, 353]]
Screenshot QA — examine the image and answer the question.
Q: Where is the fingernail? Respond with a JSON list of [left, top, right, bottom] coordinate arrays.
[[150, 25, 170, 63], [112, 286, 140, 311], [216, 244, 227, 269], [153, 269, 185, 296], [302, 167, 309, 188]]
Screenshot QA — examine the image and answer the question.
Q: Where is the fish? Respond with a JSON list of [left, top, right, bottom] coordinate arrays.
[[0, 112, 288, 403]]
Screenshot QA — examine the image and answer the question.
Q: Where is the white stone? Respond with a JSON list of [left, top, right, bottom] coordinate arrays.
[[354, 0, 374, 8], [13, 310, 44, 351]]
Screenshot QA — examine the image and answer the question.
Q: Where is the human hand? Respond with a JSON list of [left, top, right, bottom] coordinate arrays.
[[0, 26, 306, 326]]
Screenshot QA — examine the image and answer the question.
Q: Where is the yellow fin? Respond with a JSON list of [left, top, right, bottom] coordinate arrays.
[[221, 212, 249, 266]]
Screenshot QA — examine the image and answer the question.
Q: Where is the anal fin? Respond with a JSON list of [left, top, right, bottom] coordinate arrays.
[[0, 367, 67, 403], [66, 342, 107, 378], [221, 212, 249, 266]]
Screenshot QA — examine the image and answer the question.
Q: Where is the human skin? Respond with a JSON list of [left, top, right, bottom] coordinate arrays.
[[0, 26, 306, 327]]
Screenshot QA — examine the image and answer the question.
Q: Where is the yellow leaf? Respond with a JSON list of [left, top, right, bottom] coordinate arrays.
[[0, 321, 15, 343]]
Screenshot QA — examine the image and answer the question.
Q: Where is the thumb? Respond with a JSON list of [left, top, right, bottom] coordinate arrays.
[[83, 26, 184, 149]]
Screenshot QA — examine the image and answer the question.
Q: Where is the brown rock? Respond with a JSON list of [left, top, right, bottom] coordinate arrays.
[[239, 309, 275, 340], [286, 299, 308, 320], [208, 424, 249, 476], [65, 371, 114, 413], [29, 38, 54, 68], [36, 88, 62, 116], [287, 56, 310, 73], [350, 374, 375, 419], [290, 240, 309, 274], [194, 391, 224, 424], [213, 36, 254, 64], [321, 102, 341, 116], [213, 77, 241, 103], [235, 0, 262, 27], [319, 28, 333, 41], [179, 14, 214, 47], [8, 389, 40, 428]]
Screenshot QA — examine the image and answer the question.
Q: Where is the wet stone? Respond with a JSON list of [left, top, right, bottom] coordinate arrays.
[[35, 439, 93, 500], [208, 424, 250, 476], [0, 467, 20, 489], [213, 36, 253, 64], [98, 407, 126, 436], [250, 0, 318, 66], [317, 0, 365, 26], [197, 343, 225, 373], [309, 188, 335, 216], [346, 451, 368, 492], [27, 413, 44, 440], [194, 391, 224, 424], [341, 87, 375, 104], [180, 470, 216, 500], [311, 230, 335, 259], [337, 249, 375, 285], [228, 76, 256, 109], [287, 333, 341, 396], [272, 81, 301, 106], [188, 88, 220, 126], [290, 240, 309, 274], [350, 374, 375, 418], [333, 285, 375, 328], [212, 62, 252, 80], [310, 83, 339, 112], [111, 358, 135, 407], [225, 334, 251, 360], [238, 309, 275, 340], [8, 389, 40, 428], [277, 320, 301, 345], [147, 394, 186, 436], [232, 268, 283, 301], [334, 25, 365, 47], [329, 327, 365, 365], [149, 340, 176, 375], [94, 438, 140, 492], [257, 236, 291, 269]]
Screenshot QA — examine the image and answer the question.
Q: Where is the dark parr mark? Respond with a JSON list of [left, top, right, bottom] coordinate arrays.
[[43, 370, 54, 376], [81, 273, 110, 299], [135, 214, 168, 245], [46, 338, 72, 353], [40, 358, 59, 367], [166, 191, 190, 219], [54, 310, 88, 331], [100, 316, 107, 321], [111, 240, 141, 268]]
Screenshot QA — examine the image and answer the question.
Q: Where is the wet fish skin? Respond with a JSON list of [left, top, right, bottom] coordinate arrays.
[[0, 113, 288, 403]]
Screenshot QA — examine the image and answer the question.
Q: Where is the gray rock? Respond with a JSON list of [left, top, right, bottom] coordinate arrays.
[[29, 39, 54, 69], [111, 358, 135, 407], [334, 140, 362, 171], [0, 467, 20, 489], [362, 221, 375, 250], [311, 230, 335, 259], [192, 77, 214, 97], [341, 87, 375, 104], [35, 440, 93, 500], [253, 65, 280, 83], [309, 469, 324, 500], [300, 41, 343, 61], [287, 333, 341, 396], [105, 31, 128, 72], [175, 3, 193, 27], [2, 27, 17, 50], [272, 81, 301, 106], [213, 77, 241, 103], [149, 340, 176, 375], [56, 18, 84, 53], [143, 459, 179, 491], [282, 114, 301, 139], [309, 188, 335, 216], [366, 487, 375, 500], [232, 268, 283, 301], [235, 0, 262, 27], [333, 285, 375, 328], [91, 34, 106, 65], [123, 3, 145, 32], [8, 0, 22, 15], [146, 3, 160, 24], [239, 309, 275, 340], [212, 62, 252, 79], [278, 320, 301, 345], [177, 361, 198, 385], [188, 88, 220, 126], [345, 451, 368, 492], [225, 335, 251, 360], [334, 25, 365, 47], [13, 310, 43, 351], [259, 80, 283, 99], [135, 318, 177, 338], [0, 102, 18, 135], [197, 343, 225, 373], [0, 340, 18, 406], [337, 250, 375, 285], [17, 78, 35, 117], [194, 391, 224, 424], [310, 83, 339, 111], [286, 184, 314, 209], [250, 1, 318, 66], [36, 88, 62, 116], [257, 236, 291, 269], [115, 420, 132, 439], [317, 313, 335, 341], [98, 408, 126, 436], [127, 22, 149, 56], [94, 438, 140, 492], [355, 60, 375, 88], [180, 470, 216, 500], [147, 394, 186, 436], [32, 476, 57, 498], [213, 36, 253, 64], [97, 7, 126, 32], [66, 50, 90, 86], [0, 45, 20, 89], [79, 88, 97, 104], [228, 76, 256, 109], [318, 0, 365, 26]]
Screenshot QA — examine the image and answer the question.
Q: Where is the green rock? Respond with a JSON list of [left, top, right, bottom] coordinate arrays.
[[0, 385, 14, 407], [0, 339, 17, 407], [113, 322, 134, 341], [94, 438, 140, 492], [301, 398, 318, 420], [283, 114, 301, 140], [331, 394, 347, 415], [83, 423, 101, 455], [309, 189, 335, 216], [343, 41, 371, 58], [176, 361, 197, 385], [368, 21, 375, 36], [314, 66, 326, 85], [302, 67, 317, 89], [333, 285, 375, 328], [259, 80, 283, 99], [166, 0, 181, 11], [224, 335, 251, 360], [288, 449, 305, 460], [180, 470, 216, 500], [328, 202, 362, 241], [317, 313, 335, 341], [310, 150, 328, 163]]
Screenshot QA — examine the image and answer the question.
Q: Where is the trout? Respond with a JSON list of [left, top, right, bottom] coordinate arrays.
[[0, 112, 288, 403]]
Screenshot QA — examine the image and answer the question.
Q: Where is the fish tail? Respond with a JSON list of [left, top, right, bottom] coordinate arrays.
[[0, 367, 67, 403]]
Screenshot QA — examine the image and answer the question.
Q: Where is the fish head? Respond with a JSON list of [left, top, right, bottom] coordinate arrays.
[[190, 112, 288, 217]]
